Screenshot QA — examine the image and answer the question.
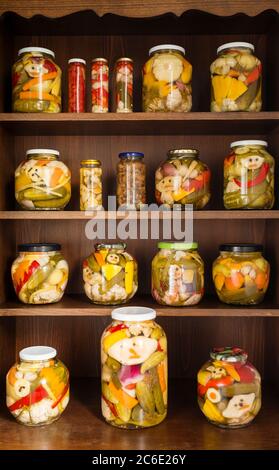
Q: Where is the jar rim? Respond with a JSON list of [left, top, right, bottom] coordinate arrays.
[[217, 42, 254, 54], [81, 159, 101, 165], [95, 243, 126, 251], [230, 140, 268, 148], [149, 44, 185, 56], [168, 149, 198, 158], [116, 57, 133, 63], [26, 148, 60, 157], [19, 346, 57, 362], [18, 47, 55, 58], [219, 243, 263, 253], [18, 243, 61, 252], [210, 347, 248, 363], [92, 58, 108, 63], [158, 242, 198, 250], [111, 306, 156, 321], [119, 152, 144, 160], [68, 58, 86, 64]]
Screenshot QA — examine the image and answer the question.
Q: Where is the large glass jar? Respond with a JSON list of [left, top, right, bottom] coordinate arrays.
[[143, 44, 192, 112], [210, 42, 262, 112], [11, 243, 69, 304], [83, 243, 138, 305], [7, 346, 69, 426], [197, 347, 261, 428], [101, 306, 167, 429], [12, 47, 62, 113], [15, 148, 71, 210], [80, 159, 102, 210], [155, 149, 211, 209], [152, 242, 204, 306], [117, 152, 146, 209], [213, 244, 270, 305], [224, 140, 274, 210]]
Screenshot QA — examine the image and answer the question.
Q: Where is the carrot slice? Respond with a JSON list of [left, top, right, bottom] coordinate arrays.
[[157, 363, 166, 393], [22, 72, 58, 91], [19, 91, 55, 101], [108, 381, 138, 409]]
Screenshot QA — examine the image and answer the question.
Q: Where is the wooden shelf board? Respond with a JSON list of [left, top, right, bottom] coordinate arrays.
[[0, 378, 278, 450], [0, 112, 279, 135], [0, 294, 278, 317]]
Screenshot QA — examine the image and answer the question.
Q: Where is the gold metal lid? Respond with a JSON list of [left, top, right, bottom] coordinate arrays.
[[92, 58, 108, 63], [81, 159, 101, 166], [167, 149, 199, 159], [116, 57, 133, 63]]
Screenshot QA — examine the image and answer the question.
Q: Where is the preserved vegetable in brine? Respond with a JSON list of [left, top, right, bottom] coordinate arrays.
[[68, 58, 86, 113], [91, 58, 109, 113], [113, 58, 133, 112], [80, 159, 102, 210]]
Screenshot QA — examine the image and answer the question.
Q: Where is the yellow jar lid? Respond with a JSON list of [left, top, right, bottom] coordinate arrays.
[[81, 159, 101, 165]]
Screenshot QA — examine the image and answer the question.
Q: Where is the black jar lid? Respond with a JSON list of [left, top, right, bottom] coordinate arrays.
[[219, 243, 263, 253], [119, 152, 144, 160], [18, 243, 61, 252]]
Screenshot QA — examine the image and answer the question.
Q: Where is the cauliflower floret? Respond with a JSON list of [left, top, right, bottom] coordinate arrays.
[[221, 99, 238, 111], [29, 398, 59, 425], [31, 287, 60, 304], [166, 88, 182, 111], [17, 409, 31, 423]]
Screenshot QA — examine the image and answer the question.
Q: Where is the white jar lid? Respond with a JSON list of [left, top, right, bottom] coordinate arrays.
[[68, 58, 86, 65], [149, 44, 185, 56], [111, 306, 156, 321], [18, 47, 55, 58], [230, 140, 268, 148], [26, 148, 60, 156], [217, 42, 254, 55], [19, 346, 57, 361]]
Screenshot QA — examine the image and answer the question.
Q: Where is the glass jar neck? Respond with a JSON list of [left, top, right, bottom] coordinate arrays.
[[233, 145, 266, 151], [168, 154, 198, 160], [119, 157, 143, 162], [27, 154, 58, 161], [219, 47, 252, 56], [220, 251, 262, 258], [160, 248, 197, 254], [151, 49, 184, 56], [19, 250, 59, 256]]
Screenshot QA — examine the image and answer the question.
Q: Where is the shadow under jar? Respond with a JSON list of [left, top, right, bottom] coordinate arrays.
[[213, 243, 270, 305], [6, 346, 69, 426], [117, 152, 146, 210], [197, 347, 261, 429], [101, 306, 167, 429]]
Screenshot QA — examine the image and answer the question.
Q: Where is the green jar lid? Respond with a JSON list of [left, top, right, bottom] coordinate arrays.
[[158, 242, 198, 250]]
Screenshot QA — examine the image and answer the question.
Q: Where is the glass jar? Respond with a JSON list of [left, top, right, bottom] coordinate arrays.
[[155, 149, 211, 209], [101, 306, 167, 429], [142, 44, 192, 112], [113, 58, 133, 113], [91, 58, 109, 113], [117, 152, 146, 209], [15, 148, 71, 210], [7, 346, 69, 426], [83, 243, 138, 305], [197, 347, 261, 428], [11, 243, 69, 304], [210, 42, 262, 112], [213, 244, 270, 305], [12, 47, 62, 113], [80, 159, 102, 210], [224, 140, 274, 210], [68, 58, 86, 113], [152, 242, 204, 306]]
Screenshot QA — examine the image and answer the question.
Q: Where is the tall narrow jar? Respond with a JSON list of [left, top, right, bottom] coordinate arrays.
[[91, 58, 109, 113], [117, 152, 146, 209], [80, 159, 102, 210], [113, 58, 133, 112], [68, 58, 86, 112]]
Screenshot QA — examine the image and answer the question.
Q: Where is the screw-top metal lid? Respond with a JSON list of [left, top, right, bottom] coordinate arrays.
[[116, 57, 133, 63], [26, 149, 60, 157], [18, 47, 55, 58], [19, 346, 57, 362], [210, 347, 248, 363], [219, 243, 263, 253], [230, 140, 267, 148], [81, 159, 101, 166], [18, 243, 61, 252], [95, 243, 126, 251], [158, 242, 198, 250], [168, 149, 198, 159], [68, 58, 86, 64], [217, 42, 255, 55], [92, 58, 108, 63], [149, 44, 185, 56], [111, 306, 156, 322], [119, 152, 144, 160]]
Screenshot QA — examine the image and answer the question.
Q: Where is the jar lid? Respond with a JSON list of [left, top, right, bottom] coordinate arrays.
[[116, 57, 133, 63], [210, 347, 248, 363], [18, 243, 61, 252], [158, 242, 198, 250], [81, 159, 101, 165], [18, 47, 55, 58], [168, 149, 198, 159], [149, 44, 185, 56], [19, 346, 57, 361], [230, 140, 268, 148], [26, 148, 60, 157], [119, 152, 144, 160], [217, 42, 255, 54], [111, 306, 156, 322], [95, 243, 126, 250], [92, 58, 108, 63], [68, 58, 86, 64], [219, 243, 263, 253]]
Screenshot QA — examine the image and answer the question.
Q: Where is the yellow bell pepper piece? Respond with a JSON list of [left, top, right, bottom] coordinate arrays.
[[159, 83, 171, 98], [125, 261, 134, 294], [203, 399, 225, 423], [227, 79, 247, 101], [103, 329, 129, 353], [181, 61, 192, 84], [173, 187, 195, 202], [102, 264, 122, 281], [213, 361, 240, 382], [144, 57, 153, 74], [143, 72, 155, 89], [197, 370, 211, 386], [212, 75, 247, 103]]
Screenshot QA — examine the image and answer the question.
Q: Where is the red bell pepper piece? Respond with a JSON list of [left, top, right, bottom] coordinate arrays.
[[245, 64, 262, 86], [51, 383, 69, 409], [197, 383, 207, 397], [102, 395, 117, 417], [9, 384, 48, 412], [16, 260, 40, 294], [205, 375, 234, 390], [189, 169, 211, 192], [107, 323, 128, 334], [236, 364, 255, 383], [234, 162, 269, 189]]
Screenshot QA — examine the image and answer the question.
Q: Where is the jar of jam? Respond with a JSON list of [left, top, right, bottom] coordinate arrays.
[[68, 58, 86, 112], [213, 244, 270, 305], [12, 47, 62, 113], [11, 243, 69, 304], [224, 140, 274, 210], [142, 44, 192, 112], [113, 58, 133, 112], [80, 159, 102, 210], [197, 347, 261, 428], [101, 306, 167, 428], [7, 346, 69, 426], [91, 58, 109, 113], [117, 152, 146, 209], [210, 42, 262, 112], [152, 242, 204, 306], [83, 243, 138, 305], [155, 149, 211, 209], [15, 148, 71, 210]]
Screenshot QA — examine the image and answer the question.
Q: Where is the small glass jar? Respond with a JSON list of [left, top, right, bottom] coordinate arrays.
[[15, 148, 71, 210], [12, 47, 62, 113], [68, 58, 86, 113], [197, 347, 261, 428], [91, 58, 109, 113], [117, 152, 146, 209], [210, 42, 262, 112], [80, 159, 102, 210], [155, 149, 211, 209], [7, 346, 69, 426], [152, 242, 204, 306], [101, 306, 167, 429], [142, 44, 192, 112], [224, 140, 274, 210], [113, 58, 133, 113], [11, 243, 69, 304], [83, 243, 138, 305], [213, 244, 270, 305]]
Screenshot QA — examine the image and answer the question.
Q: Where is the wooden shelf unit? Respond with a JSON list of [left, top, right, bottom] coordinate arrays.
[[0, 0, 279, 451]]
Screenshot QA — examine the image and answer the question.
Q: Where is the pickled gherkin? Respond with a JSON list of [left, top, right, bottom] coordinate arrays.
[[101, 306, 167, 429]]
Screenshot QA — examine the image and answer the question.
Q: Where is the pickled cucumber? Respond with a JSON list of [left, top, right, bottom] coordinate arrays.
[[106, 357, 121, 372], [136, 381, 155, 414], [141, 352, 165, 374]]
